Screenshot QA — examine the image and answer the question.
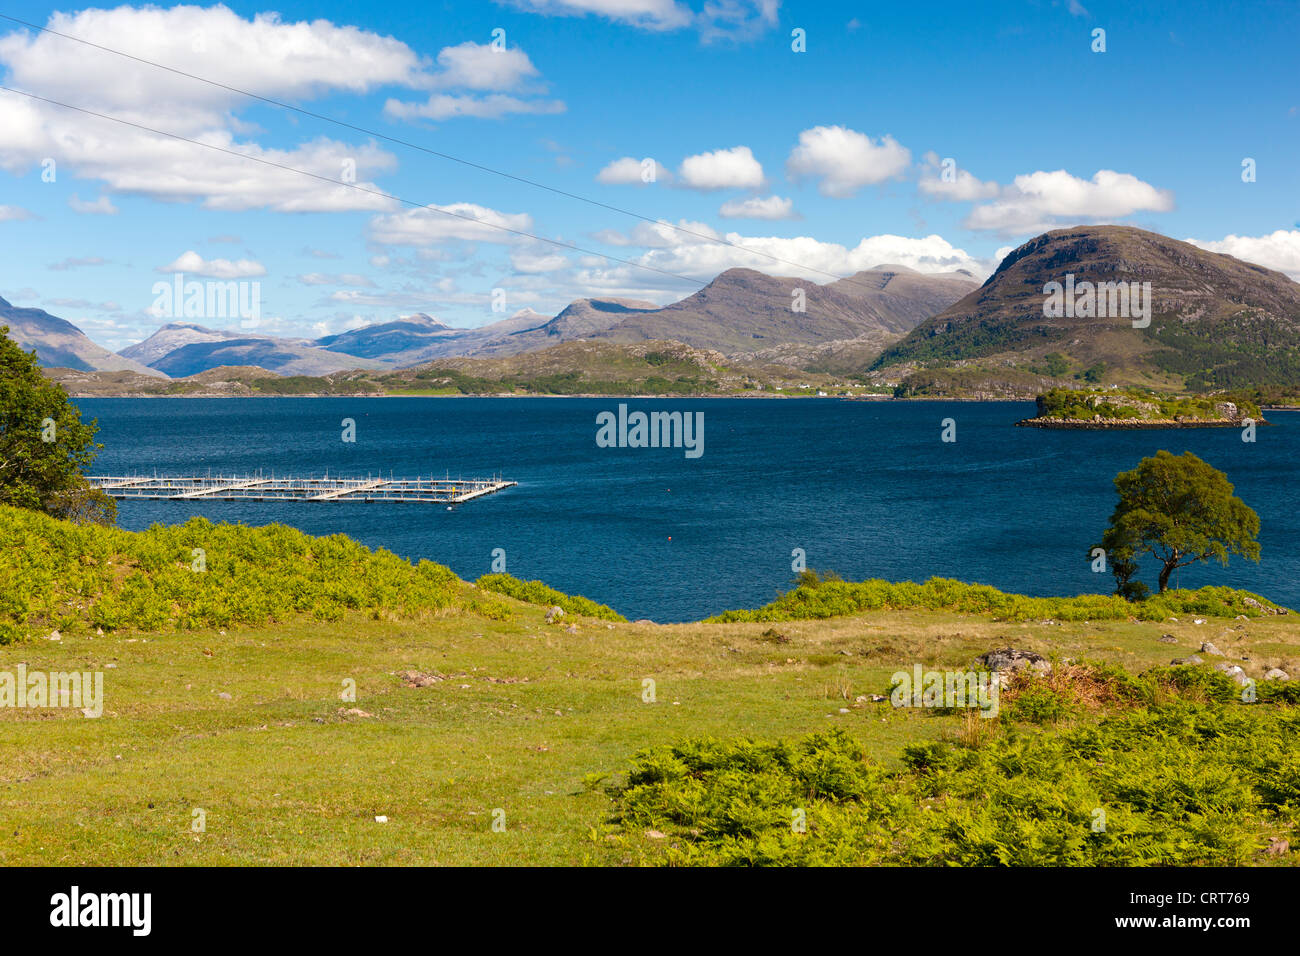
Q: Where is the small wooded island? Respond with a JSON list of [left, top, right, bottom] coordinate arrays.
[[1016, 387, 1265, 429]]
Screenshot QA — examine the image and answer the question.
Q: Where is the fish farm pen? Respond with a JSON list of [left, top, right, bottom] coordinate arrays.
[[88, 473, 517, 504]]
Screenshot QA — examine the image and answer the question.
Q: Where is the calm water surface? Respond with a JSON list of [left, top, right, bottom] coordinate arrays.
[[76, 397, 1300, 622]]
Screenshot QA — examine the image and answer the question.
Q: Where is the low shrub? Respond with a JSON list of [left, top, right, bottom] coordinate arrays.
[[0, 504, 463, 639], [475, 573, 626, 621], [708, 573, 1283, 624], [610, 702, 1300, 866]]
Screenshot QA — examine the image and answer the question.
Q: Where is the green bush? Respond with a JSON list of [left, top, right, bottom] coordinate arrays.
[[708, 574, 1283, 624], [0, 504, 465, 640], [1035, 386, 1261, 421], [611, 702, 1300, 866], [1144, 664, 1239, 703], [1007, 681, 1076, 724], [475, 573, 625, 621]]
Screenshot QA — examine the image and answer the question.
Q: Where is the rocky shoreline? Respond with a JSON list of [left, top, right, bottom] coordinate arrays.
[[1015, 416, 1262, 430]]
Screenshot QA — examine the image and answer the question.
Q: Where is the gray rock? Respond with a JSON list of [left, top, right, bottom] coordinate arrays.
[[1215, 662, 1250, 685], [977, 647, 1045, 676], [1171, 655, 1203, 665], [1264, 668, 1291, 681], [1200, 641, 1224, 657], [1242, 596, 1287, 616], [544, 606, 565, 623], [1157, 635, 1178, 644]]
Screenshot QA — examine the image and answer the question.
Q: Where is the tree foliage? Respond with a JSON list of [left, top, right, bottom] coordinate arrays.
[[0, 326, 115, 524], [1099, 451, 1259, 594]]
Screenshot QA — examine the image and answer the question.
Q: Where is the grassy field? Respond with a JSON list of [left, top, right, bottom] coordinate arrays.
[[3, 582, 1299, 865], [1, 505, 1297, 865]]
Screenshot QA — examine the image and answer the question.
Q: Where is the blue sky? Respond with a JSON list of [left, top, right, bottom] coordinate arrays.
[[0, 0, 1297, 350]]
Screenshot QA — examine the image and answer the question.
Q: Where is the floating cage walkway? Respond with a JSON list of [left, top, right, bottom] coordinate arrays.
[[88, 473, 517, 504]]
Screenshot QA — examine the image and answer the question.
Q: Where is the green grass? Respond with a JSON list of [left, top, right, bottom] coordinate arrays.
[[476, 573, 626, 621], [3, 509, 1299, 865]]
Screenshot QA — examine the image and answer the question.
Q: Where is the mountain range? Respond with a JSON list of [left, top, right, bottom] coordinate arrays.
[[9, 264, 979, 378], [12, 227, 1300, 394]]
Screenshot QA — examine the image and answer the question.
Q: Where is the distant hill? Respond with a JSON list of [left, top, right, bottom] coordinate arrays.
[[108, 265, 977, 376], [874, 225, 1300, 390], [363, 309, 552, 364], [147, 337, 388, 378], [1, 297, 163, 377], [742, 331, 905, 376], [45, 340, 855, 398], [315, 313, 451, 359], [499, 299, 660, 348], [499, 266, 977, 355], [119, 322, 246, 367]]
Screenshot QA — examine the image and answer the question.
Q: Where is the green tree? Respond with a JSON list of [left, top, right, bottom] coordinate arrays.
[[1096, 526, 1148, 602], [0, 326, 115, 524], [1098, 450, 1258, 594], [1043, 352, 1070, 377], [1081, 361, 1106, 384]]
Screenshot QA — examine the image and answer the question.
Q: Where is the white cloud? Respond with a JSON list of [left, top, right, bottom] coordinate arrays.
[[327, 290, 444, 308], [596, 156, 672, 185], [502, 0, 693, 31], [0, 7, 419, 211], [427, 42, 541, 91], [582, 223, 991, 298], [786, 126, 910, 197], [160, 251, 267, 279], [48, 257, 108, 271], [696, 0, 781, 42], [384, 93, 564, 120], [0, 205, 33, 221], [0, 7, 428, 122], [1186, 230, 1300, 281], [384, 41, 565, 120], [504, 0, 779, 40], [594, 219, 720, 248], [964, 169, 1174, 236], [917, 152, 999, 201], [368, 202, 534, 246], [677, 146, 765, 190], [46, 297, 120, 311], [511, 250, 571, 273], [68, 194, 120, 215], [297, 273, 376, 287], [719, 195, 797, 220]]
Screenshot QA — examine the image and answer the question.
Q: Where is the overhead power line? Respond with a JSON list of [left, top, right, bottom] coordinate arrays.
[[0, 84, 706, 289], [0, 12, 881, 290]]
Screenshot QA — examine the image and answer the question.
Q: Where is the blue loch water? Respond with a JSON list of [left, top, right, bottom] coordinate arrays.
[[75, 397, 1300, 622]]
